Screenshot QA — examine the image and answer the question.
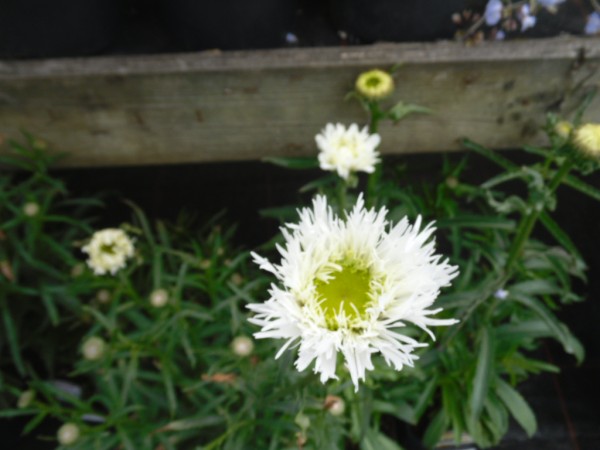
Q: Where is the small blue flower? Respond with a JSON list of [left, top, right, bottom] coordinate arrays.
[[520, 5, 537, 32], [484, 0, 504, 26], [585, 12, 600, 35]]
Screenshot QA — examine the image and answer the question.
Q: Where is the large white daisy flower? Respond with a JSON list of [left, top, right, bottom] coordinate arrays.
[[248, 195, 458, 390], [82, 228, 135, 276], [315, 123, 381, 180]]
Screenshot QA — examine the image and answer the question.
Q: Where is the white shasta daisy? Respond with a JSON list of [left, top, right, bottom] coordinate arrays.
[[315, 123, 381, 180], [247, 195, 458, 390], [82, 228, 135, 276]]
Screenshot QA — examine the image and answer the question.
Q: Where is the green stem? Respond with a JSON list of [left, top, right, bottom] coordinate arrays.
[[366, 101, 383, 206], [504, 157, 573, 272]]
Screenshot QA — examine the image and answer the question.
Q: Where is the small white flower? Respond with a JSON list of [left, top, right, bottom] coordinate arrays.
[[82, 228, 134, 275], [82, 336, 106, 361], [484, 0, 504, 26], [150, 288, 169, 308], [22, 202, 40, 217], [520, 5, 537, 31], [494, 289, 509, 300], [248, 195, 458, 390], [315, 123, 381, 180], [585, 12, 600, 35], [231, 336, 254, 356], [57, 422, 80, 446]]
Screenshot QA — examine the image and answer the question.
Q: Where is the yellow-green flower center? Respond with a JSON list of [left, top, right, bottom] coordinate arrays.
[[315, 264, 373, 329], [365, 76, 382, 88], [100, 243, 116, 255]]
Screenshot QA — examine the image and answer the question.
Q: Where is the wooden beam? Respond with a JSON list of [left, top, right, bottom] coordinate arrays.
[[1, 37, 599, 167]]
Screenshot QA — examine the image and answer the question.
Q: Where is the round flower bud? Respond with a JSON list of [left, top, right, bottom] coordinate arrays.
[[22, 202, 40, 217], [17, 390, 35, 409], [294, 412, 310, 431], [57, 422, 80, 446], [200, 259, 211, 270], [150, 288, 169, 308], [555, 121, 573, 139], [324, 395, 345, 416], [96, 289, 111, 304], [355, 69, 394, 100], [70, 264, 85, 278], [230, 273, 243, 286], [574, 123, 600, 159], [231, 336, 254, 357], [82, 336, 106, 361]]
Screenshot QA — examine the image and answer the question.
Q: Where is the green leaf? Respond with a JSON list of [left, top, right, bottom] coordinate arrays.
[[495, 378, 537, 437], [512, 293, 584, 363], [470, 326, 494, 421], [1, 304, 25, 375], [262, 156, 319, 170], [564, 174, 600, 202], [436, 215, 516, 231], [510, 279, 561, 296], [361, 428, 405, 450], [462, 139, 519, 171], [538, 212, 583, 261], [160, 415, 223, 432], [422, 409, 449, 449], [413, 375, 439, 422], [388, 102, 431, 122], [372, 400, 415, 425]]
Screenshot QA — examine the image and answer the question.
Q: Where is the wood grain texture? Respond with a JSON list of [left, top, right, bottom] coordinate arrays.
[[1, 37, 599, 167]]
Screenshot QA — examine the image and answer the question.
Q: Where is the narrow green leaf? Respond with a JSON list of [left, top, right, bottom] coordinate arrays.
[[388, 101, 431, 122], [41, 291, 60, 326], [512, 293, 584, 363], [462, 139, 519, 171], [160, 415, 223, 432], [1, 304, 25, 375], [436, 215, 516, 231], [495, 378, 537, 437], [564, 174, 600, 202], [372, 400, 415, 425], [361, 428, 405, 450], [538, 212, 583, 261], [262, 156, 318, 170], [470, 326, 494, 421], [413, 375, 439, 422], [422, 409, 449, 449]]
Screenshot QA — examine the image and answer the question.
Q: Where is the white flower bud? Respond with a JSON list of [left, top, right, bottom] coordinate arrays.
[[231, 336, 254, 357], [324, 395, 346, 416], [82, 337, 106, 361], [23, 202, 40, 217], [295, 412, 310, 431], [150, 289, 169, 308], [57, 422, 80, 446]]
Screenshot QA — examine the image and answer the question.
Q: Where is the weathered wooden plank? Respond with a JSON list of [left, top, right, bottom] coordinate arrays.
[[1, 37, 599, 167]]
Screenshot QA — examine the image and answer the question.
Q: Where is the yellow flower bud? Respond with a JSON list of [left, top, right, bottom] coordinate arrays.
[[574, 123, 600, 159], [355, 69, 394, 100]]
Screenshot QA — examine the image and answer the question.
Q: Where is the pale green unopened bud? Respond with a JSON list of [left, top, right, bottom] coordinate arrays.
[[82, 336, 106, 361], [23, 202, 40, 217], [295, 412, 310, 431], [230, 273, 243, 286], [150, 288, 169, 308], [17, 390, 35, 409], [57, 422, 79, 446], [231, 336, 254, 357]]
